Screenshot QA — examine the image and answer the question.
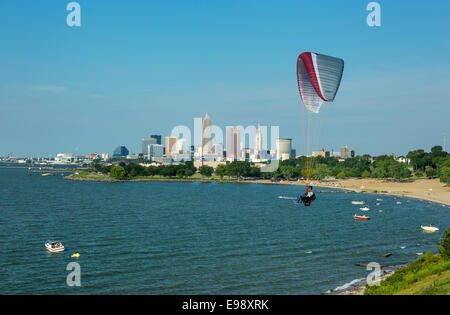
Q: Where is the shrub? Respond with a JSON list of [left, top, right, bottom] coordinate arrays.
[[110, 165, 126, 180], [438, 227, 450, 260]]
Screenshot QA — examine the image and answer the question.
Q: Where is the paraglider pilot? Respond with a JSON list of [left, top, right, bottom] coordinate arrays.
[[296, 186, 316, 206]]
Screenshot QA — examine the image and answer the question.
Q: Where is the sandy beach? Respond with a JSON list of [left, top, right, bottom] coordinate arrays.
[[246, 178, 450, 207]]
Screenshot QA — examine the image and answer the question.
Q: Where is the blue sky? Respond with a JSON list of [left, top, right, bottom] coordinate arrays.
[[1, 0, 449, 157]]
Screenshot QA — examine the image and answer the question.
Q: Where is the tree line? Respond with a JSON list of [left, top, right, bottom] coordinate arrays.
[[91, 145, 449, 183], [91, 160, 262, 180], [272, 145, 449, 182]]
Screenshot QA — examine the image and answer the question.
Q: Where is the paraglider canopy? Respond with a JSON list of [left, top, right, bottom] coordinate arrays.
[[297, 52, 344, 113]]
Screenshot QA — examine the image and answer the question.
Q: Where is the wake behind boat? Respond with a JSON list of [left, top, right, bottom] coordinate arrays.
[[45, 241, 64, 252]]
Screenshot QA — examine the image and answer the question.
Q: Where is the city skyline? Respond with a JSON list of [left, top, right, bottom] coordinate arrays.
[[1, 1, 449, 157]]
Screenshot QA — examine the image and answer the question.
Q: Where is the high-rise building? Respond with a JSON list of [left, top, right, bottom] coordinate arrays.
[[341, 146, 351, 159], [150, 135, 162, 145], [290, 149, 296, 158], [226, 127, 241, 161], [255, 122, 262, 158], [176, 138, 187, 154], [113, 146, 129, 157], [201, 113, 212, 157], [150, 144, 163, 160], [165, 136, 178, 159], [313, 148, 326, 157], [212, 143, 223, 157], [276, 138, 292, 160], [142, 137, 157, 154]]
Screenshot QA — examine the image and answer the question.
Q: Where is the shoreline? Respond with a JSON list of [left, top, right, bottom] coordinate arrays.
[[66, 175, 450, 206], [336, 266, 402, 295]]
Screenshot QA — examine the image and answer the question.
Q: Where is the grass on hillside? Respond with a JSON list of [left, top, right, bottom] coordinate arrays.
[[364, 252, 450, 295]]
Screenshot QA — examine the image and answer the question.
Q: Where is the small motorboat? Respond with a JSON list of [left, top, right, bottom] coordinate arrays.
[[421, 225, 439, 233], [376, 198, 383, 201], [71, 253, 80, 258], [376, 203, 381, 206], [360, 207, 370, 211], [354, 214, 370, 220], [396, 201, 402, 205], [352, 201, 365, 205], [45, 241, 64, 252]]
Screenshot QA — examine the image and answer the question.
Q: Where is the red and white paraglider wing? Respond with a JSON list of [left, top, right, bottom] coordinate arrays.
[[297, 52, 344, 113]]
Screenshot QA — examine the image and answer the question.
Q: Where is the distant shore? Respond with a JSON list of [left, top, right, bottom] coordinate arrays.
[[65, 173, 450, 206]]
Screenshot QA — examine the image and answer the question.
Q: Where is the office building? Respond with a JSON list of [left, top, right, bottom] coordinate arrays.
[[142, 137, 157, 155], [113, 146, 129, 157], [341, 146, 351, 159], [276, 138, 292, 160], [201, 113, 212, 157], [150, 135, 162, 145], [165, 136, 178, 159], [226, 126, 241, 161], [150, 144, 163, 160]]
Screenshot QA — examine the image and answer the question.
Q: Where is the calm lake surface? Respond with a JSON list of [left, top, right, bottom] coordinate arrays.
[[0, 167, 449, 294]]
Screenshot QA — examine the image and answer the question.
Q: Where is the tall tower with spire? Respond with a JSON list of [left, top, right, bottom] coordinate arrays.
[[201, 113, 212, 159], [255, 122, 262, 159]]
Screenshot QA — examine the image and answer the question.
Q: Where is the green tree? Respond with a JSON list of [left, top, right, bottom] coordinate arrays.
[[312, 164, 330, 179], [407, 149, 426, 170], [438, 227, 450, 260], [280, 164, 295, 179], [227, 161, 252, 178], [126, 163, 145, 177], [439, 166, 450, 184], [249, 166, 261, 178], [361, 170, 371, 178], [214, 164, 227, 179], [110, 165, 126, 180], [199, 165, 214, 177], [425, 166, 437, 178]]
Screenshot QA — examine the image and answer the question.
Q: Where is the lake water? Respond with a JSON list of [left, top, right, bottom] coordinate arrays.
[[0, 167, 449, 294]]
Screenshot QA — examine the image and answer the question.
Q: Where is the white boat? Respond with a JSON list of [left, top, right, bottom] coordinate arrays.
[[421, 225, 439, 233], [396, 201, 402, 205], [376, 198, 383, 201], [45, 241, 64, 252], [360, 207, 370, 211], [352, 201, 365, 205]]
